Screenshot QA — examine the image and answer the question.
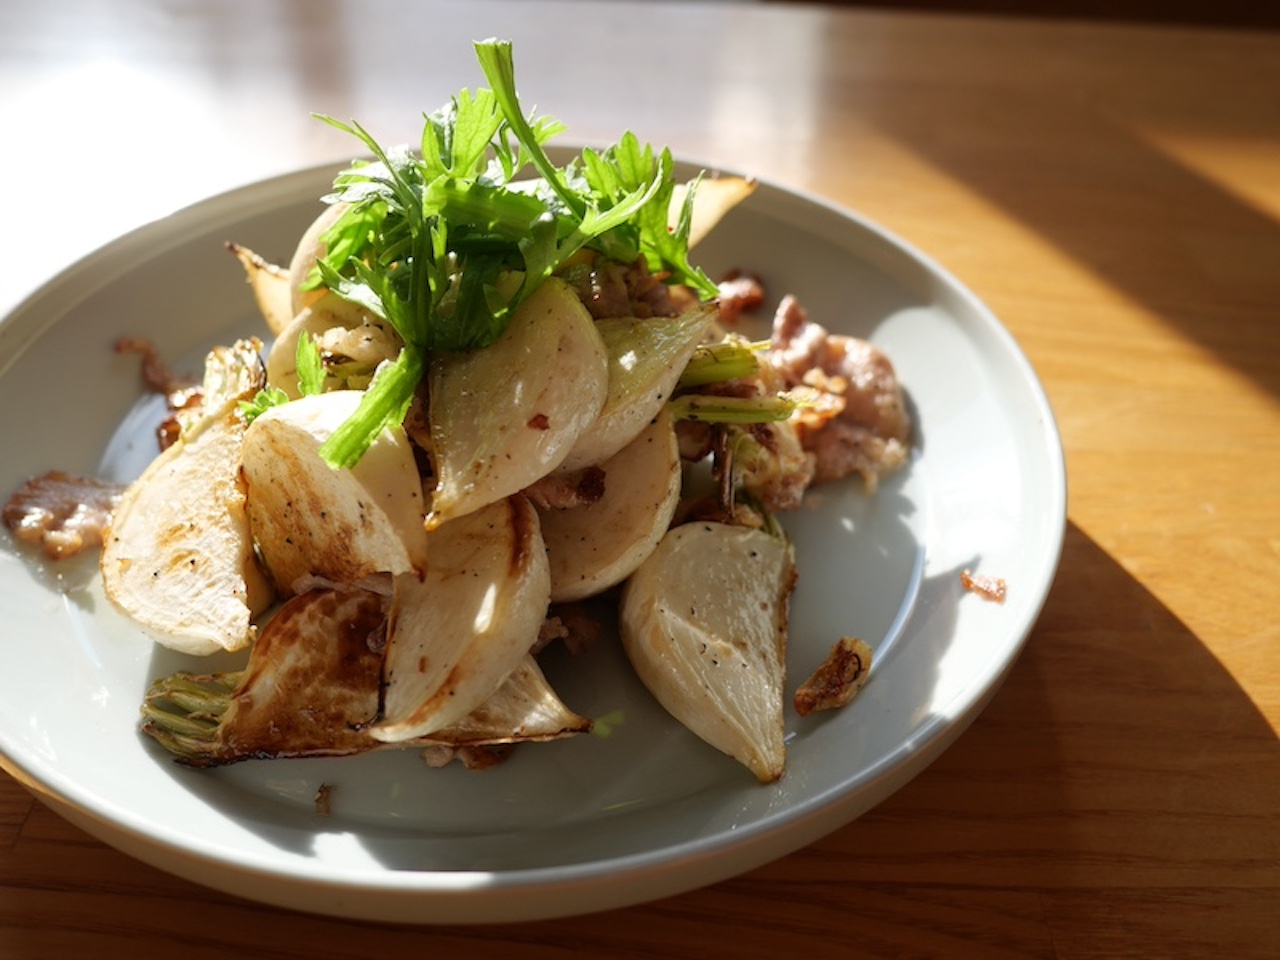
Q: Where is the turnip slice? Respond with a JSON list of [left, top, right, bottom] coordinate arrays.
[[540, 407, 681, 603], [556, 302, 716, 473], [242, 390, 429, 594], [373, 494, 551, 742], [620, 521, 796, 782], [101, 341, 270, 655], [427, 277, 608, 527]]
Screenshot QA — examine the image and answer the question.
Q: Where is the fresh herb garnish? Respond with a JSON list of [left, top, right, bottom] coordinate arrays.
[[239, 386, 289, 424], [308, 38, 717, 469]]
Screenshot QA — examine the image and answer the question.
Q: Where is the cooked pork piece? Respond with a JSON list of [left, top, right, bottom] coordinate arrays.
[[770, 295, 911, 442], [717, 269, 765, 327], [523, 466, 606, 510], [560, 255, 685, 320], [114, 336, 204, 450], [961, 569, 1008, 603], [2, 470, 124, 560], [768, 295, 911, 489]]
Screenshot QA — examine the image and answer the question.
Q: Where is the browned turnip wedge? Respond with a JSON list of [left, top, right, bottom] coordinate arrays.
[[241, 390, 429, 595], [620, 520, 797, 782], [227, 242, 293, 337], [539, 407, 681, 603], [140, 586, 588, 765], [426, 276, 608, 528], [101, 340, 271, 656], [420, 654, 592, 746], [669, 175, 757, 250], [372, 494, 551, 742], [556, 302, 717, 474]]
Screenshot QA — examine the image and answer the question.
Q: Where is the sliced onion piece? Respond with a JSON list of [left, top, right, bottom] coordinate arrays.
[[227, 243, 293, 337], [422, 655, 592, 746], [670, 175, 757, 249]]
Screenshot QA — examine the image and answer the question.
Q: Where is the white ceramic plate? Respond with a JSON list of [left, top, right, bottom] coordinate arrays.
[[0, 160, 1064, 924]]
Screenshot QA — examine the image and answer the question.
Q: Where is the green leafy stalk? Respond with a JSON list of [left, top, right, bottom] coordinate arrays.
[[473, 38, 586, 219], [296, 332, 326, 397], [678, 337, 767, 388], [141, 672, 241, 763], [669, 393, 798, 424], [318, 347, 424, 469]]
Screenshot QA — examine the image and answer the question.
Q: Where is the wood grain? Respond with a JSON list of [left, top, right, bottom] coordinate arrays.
[[1, 2, 1277, 957]]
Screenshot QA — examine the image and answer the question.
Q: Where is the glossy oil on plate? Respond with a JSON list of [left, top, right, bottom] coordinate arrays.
[[0, 159, 1065, 923]]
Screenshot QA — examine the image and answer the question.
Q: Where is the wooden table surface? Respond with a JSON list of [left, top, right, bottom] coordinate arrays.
[[1, 1, 1277, 957]]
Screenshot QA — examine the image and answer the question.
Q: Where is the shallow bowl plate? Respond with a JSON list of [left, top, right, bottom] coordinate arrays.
[[0, 160, 1065, 923]]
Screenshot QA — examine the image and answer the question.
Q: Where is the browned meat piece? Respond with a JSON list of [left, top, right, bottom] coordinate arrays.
[[523, 465, 606, 510], [113, 336, 191, 395], [675, 418, 715, 462], [114, 336, 203, 450], [3, 470, 125, 560], [794, 637, 873, 717], [961, 569, 1008, 603], [736, 420, 816, 513], [770, 295, 910, 443], [534, 599, 609, 656], [717, 269, 765, 326], [420, 743, 516, 770], [560, 255, 683, 320], [794, 419, 908, 490], [768, 295, 910, 488]]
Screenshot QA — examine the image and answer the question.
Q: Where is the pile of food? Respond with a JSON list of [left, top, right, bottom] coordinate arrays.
[[2, 40, 910, 783]]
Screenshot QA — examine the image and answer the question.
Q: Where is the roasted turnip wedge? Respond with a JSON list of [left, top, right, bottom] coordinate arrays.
[[373, 494, 551, 742], [539, 407, 681, 603], [241, 390, 429, 595], [426, 277, 608, 527], [620, 521, 797, 782], [101, 340, 271, 656], [421, 655, 592, 747], [140, 586, 588, 765], [556, 302, 717, 474], [227, 242, 293, 337]]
